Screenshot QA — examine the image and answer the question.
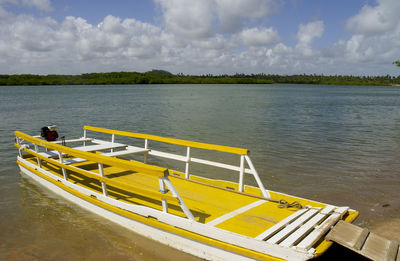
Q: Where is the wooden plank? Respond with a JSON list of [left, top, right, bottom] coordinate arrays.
[[63, 157, 88, 165], [255, 208, 309, 241], [325, 220, 369, 250], [296, 207, 348, 250], [279, 205, 335, 248], [52, 138, 93, 144], [267, 209, 319, 244], [207, 200, 266, 226], [361, 234, 399, 261], [84, 125, 249, 155], [73, 143, 127, 152], [102, 147, 150, 157]]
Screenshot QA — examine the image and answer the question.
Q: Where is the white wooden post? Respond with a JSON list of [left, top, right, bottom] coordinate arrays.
[[185, 147, 191, 179], [163, 177, 196, 221], [111, 134, 115, 152], [58, 151, 68, 180], [83, 129, 87, 146], [144, 139, 148, 163], [245, 155, 271, 199], [34, 144, 41, 168], [159, 178, 168, 213], [98, 163, 108, 196], [238, 155, 245, 192]]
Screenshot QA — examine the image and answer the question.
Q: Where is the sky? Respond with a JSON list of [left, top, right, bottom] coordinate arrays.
[[0, 0, 400, 76]]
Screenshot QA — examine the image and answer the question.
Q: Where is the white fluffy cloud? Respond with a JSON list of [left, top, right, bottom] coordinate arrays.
[[155, 0, 280, 38], [296, 21, 324, 56], [237, 27, 280, 47], [346, 0, 400, 35], [0, 0, 400, 75]]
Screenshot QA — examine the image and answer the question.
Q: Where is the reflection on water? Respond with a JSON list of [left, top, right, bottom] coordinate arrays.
[[0, 84, 399, 259]]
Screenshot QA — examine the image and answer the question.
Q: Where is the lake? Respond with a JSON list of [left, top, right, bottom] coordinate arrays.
[[1, 84, 399, 260]]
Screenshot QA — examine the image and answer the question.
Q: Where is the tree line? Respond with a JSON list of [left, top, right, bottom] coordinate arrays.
[[0, 70, 399, 86]]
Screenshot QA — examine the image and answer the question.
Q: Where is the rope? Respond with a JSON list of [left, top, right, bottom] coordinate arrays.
[[276, 199, 303, 209]]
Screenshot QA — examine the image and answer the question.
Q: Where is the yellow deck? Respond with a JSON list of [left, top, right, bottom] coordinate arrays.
[[22, 156, 358, 257]]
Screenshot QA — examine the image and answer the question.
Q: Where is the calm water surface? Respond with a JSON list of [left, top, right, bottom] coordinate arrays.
[[0, 84, 399, 260]]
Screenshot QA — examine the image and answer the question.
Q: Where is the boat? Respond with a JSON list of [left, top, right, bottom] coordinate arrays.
[[15, 125, 359, 260]]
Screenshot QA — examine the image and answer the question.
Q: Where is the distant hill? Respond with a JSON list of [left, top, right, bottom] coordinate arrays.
[[146, 69, 174, 76]]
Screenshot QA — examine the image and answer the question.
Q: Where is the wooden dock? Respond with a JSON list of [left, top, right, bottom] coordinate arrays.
[[326, 220, 399, 261]]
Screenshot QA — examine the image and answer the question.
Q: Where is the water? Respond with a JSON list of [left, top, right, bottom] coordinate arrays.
[[1, 84, 399, 260]]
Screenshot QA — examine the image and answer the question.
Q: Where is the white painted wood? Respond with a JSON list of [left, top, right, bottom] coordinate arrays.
[[73, 143, 127, 152], [63, 147, 150, 165], [98, 163, 108, 196], [279, 205, 335, 248], [144, 139, 148, 163], [102, 147, 150, 157], [185, 147, 191, 179], [58, 151, 68, 180], [244, 156, 271, 199], [190, 157, 252, 174], [63, 157, 87, 165], [38, 150, 66, 158], [238, 155, 245, 192], [207, 200, 266, 226], [51, 137, 93, 144], [296, 212, 344, 251], [255, 208, 309, 241], [267, 209, 319, 244], [149, 150, 187, 162]]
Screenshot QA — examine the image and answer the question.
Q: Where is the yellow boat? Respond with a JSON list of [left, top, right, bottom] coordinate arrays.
[[14, 126, 359, 260]]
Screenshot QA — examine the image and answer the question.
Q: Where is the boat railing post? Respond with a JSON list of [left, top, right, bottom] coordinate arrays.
[[83, 129, 87, 146], [162, 177, 196, 221], [58, 151, 68, 180], [244, 155, 271, 199], [34, 144, 42, 168], [158, 178, 168, 213], [111, 134, 115, 152], [238, 155, 245, 192], [144, 139, 148, 163], [185, 147, 191, 179], [98, 163, 108, 196]]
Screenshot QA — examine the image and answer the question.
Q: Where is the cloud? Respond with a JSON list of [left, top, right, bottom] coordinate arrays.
[[154, 0, 215, 39], [215, 0, 281, 33], [0, 1, 400, 76], [296, 20, 324, 56], [0, 0, 53, 11], [236, 27, 280, 47], [346, 0, 400, 35], [154, 0, 281, 38], [21, 0, 53, 11]]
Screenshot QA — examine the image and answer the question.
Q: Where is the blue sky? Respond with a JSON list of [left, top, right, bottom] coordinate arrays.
[[0, 0, 399, 75]]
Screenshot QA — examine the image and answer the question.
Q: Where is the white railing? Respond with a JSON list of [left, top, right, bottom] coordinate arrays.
[[84, 126, 271, 199]]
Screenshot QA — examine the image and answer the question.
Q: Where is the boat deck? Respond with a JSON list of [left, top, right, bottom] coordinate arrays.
[[24, 155, 340, 240]]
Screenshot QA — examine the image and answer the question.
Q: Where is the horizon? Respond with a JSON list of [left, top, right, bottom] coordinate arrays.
[[1, 0, 400, 76]]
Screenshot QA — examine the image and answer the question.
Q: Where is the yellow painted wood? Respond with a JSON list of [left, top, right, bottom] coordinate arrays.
[[84, 126, 249, 155], [16, 144, 178, 203], [14, 131, 168, 177], [17, 160, 282, 261]]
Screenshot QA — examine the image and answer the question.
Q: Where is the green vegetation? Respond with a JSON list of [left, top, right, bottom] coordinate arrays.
[[0, 71, 399, 86], [394, 60, 400, 67]]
